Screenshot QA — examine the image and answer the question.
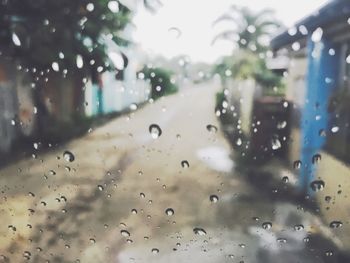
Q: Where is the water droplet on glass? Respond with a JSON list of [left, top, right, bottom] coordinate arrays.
[[76, 54, 84, 69], [282, 176, 289, 183], [325, 251, 333, 257], [97, 185, 104, 191], [181, 160, 189, 168], [131, 209, 138, 214], [63, 151, 75, 162], [52, 62, 60, 72], [129, 103, 137, 111], [294, 224, 304, 231], [236, 138, 242, 146], [319, 129, 327, 137], [329, 221, 343, 229], [89, 238, 96, 244], [209, 195, 219, 203], [293, 160, 302, 169], [277, 238, 287, 243], [12, 33, 21, 46], [303, 237, 310, 243], [311, 27, 323, 43], [120, 230, 130, 237], [331, 126, 339, 133], [310, 180, 325, 192], [108, 1, 119, 13], [149, 124, 162, 139], [165, 208, 174, 216], [206, 124, 218, 133], [151, 248, 159, 254], [193, 227, 207, 236], [271, 138, 282, 150], [262, 222, 272, 230], [86, 3, 94, 12], [277, 121, 287, 129], [312, 154, 321, 164], [168, 27, 182, 39], [325, 196, 332, 203]]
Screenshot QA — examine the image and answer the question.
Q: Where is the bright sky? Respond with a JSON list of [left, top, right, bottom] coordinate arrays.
[[133, 0, 329, 63]]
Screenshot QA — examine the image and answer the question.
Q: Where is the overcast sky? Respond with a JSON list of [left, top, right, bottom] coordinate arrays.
[[133, 0, 329, 63]]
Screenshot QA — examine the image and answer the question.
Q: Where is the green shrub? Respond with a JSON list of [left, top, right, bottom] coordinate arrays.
[[140, 66, 178, 100]]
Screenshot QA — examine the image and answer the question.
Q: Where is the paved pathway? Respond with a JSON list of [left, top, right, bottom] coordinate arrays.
[[0, 81, 340, 262]]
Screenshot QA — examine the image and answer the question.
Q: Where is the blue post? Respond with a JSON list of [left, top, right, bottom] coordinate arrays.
[[299, 37, 340, 194]]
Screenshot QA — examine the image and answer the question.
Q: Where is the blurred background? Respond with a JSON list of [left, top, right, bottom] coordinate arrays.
[[1, 0, 350, 262]]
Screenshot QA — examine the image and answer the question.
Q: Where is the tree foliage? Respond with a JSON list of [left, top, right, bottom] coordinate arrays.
[[212, 6, 281, 53], [140, 66, 178, 100], [0, 0, 131, 76]]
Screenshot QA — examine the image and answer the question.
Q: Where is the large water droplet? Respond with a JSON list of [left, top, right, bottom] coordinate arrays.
[[293, 160, 302, 169], [76, 54, 84, 69], [165, 208, 174, 216], [310, 180, 325, 192], [277, 121, 287, 129], [63, 151, 75, 162], [294, 224, 304, 231], [120, 230, 130, 237], [108, 1, 119, 13], [206, 124, 218, 133], [12, 33, 21, 46], [151, 248, 159, 254], [52, 62, 60, 72], [86, 3, 95, 12], [193, 227, 206, 236], [181, 160, 189, 168], [262, 222, 272, 230], [149, 124, 162, 139], [209, 195, 219, 203], [329, 221, 343, 229], [271, 138, 282, 150], [282, 176, 289, 183]]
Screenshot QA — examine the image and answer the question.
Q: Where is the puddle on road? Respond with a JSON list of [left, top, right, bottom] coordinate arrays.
[[196, 146, 234, 172]]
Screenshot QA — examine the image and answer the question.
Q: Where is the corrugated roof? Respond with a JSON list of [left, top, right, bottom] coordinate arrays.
[[271, 0, 350, 50]]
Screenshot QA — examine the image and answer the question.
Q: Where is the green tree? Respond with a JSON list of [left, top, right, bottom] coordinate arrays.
[[140, 66, 178, 100], [0, 0, 132, 126], [0, 0, 131, 76], [212, 6, 281, 53]]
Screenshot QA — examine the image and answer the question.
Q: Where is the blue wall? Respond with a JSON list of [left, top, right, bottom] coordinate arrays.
[[299, 37, 341, 193]]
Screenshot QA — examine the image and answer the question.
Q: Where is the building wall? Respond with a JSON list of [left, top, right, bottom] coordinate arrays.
[[315, 150, 350, 250], [284, 57, 308, 166], [225, 78, 260, 136]]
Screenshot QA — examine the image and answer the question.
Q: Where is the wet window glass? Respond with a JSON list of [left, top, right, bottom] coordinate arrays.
[[1, 0, 350, 262]]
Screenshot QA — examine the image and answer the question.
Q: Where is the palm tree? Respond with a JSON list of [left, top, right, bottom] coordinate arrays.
[[212, 6, 281, 53]]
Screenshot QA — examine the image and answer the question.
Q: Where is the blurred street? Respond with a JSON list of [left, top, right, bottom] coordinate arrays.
[[0, 81, 344, 263]]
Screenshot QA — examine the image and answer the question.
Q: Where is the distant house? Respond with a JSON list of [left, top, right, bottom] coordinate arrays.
[[84, 38, 150, 117], [271, 0, 350, 191]]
